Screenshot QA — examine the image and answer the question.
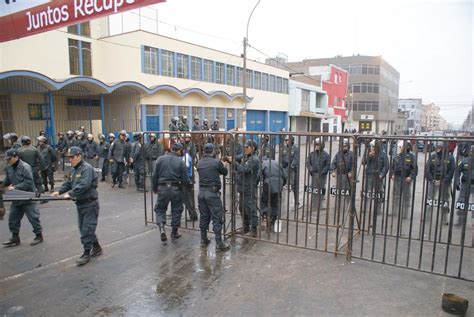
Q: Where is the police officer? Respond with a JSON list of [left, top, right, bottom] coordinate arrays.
[[131, 132, 145, 192], [226, 139, 261, 236], [178, 115, 189, 131], [181, 138, 198, 221], [77, 132, 87, 152], [362, 140, 389, 215], [152, 143, 189, 242], [98, 134, 109, 181], [211, 119, 220, 131], [108, 130, 128, 188], [260, 134, 274, 160], [65, 130, 77, 149], [201, 119, 210, 131], [192, 116, 201, 131], [37, 136, 56, 193], [84, 134, 99, 168], [282, 135, 300, 209], [56, 132, 67, 166], [169, 117, 179, 141], [390, 141, 417, 219], [2, 149, 43, 247], [330, 138, 354, 209], [196, 143, 230, 251], [454, 144, 474, 226], [3, 133, 21, 150], [425, 141, 455, 225], [144, 133, 164, 175], [261, 147, 287, 227], [52, 147, 102, 266], [183, 133, 196, 159], [306, 138, 331, 210], [19, 135, 46, 194]]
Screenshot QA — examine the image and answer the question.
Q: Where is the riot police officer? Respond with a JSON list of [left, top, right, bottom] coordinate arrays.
[[169, 117, 179, 140], [211, 119, 220, 131], [306, 137, 331, 210], [197, 143, 230, 251], [152, 143, 189, 242], [192, 116, 201, 131], [98, 134, 110, 182], [131, 132, 145, 192], [2, 149, 43, 247], [3, 133, 21, 150], [84, 134, 99, 167], [180, 137, 198, 221], [52, 147, 102, 266], [261, 147, 287, 227], [37, 136, 56, 193], [201, 118, 210, 131], [362, 140, 389, 215], [77, 132, 87, 152], [226, 139, 261, 236], [19, 135, 45, 194], [390, 141, 418, 219], [178, 115, 189, 131], [454, 144, 474, 226], [108, 130, 128, 188], [282, 135, 300, 209], [425, 141, 455, 225], [144, 133, 164, 175], [330, 138, 354, 209], [56, 132, 67, 165]]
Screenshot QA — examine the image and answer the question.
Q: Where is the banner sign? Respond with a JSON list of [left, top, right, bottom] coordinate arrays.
[[0, 0, 166, 43]]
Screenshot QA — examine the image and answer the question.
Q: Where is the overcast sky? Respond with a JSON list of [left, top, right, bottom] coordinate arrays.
[[117, 0, 473, 125]]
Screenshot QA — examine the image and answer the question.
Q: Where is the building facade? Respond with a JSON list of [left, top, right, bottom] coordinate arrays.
[[287, 55, 400, 134], [421, 102, 446, 132], [398, 98, 423, 134], [0, 18, 289, 146]]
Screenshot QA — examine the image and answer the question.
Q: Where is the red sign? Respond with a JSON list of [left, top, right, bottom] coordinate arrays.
[[0, 0, 166, 43]]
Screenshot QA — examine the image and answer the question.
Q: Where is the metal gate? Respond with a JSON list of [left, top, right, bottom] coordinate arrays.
[[141, 131, 473, 281]]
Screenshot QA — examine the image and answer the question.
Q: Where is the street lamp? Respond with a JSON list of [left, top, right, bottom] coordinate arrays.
[[242, 0, 261, 131]]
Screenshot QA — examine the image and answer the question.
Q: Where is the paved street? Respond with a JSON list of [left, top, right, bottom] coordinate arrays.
[[1, 166, 473, 316]]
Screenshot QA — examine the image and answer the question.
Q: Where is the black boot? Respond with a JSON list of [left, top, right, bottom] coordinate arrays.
[[49, 185, 54, 193], [30, 233, 43, 246], [200, 232, 210, 247], [90, 242, 103, 257], [76, 250, 91, 266], [3, 234, 20, 248], [100, 176, 106, 182], [171, 228, 182, 241], [159, 223, 167, 242], [216, 236, 230, 251]]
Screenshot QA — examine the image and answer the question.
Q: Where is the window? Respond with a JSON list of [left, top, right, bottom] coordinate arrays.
[[282, 78, 288, 94], [67, 22, 90, 37], [146, 105, 159, 115], [261, 73, 268, 91], [276, 77, 282, 93], [362, 64, 368, 74], [191, 57, 202, 80], [216, 62, 225, 84], [203, 59, 213, 82], [226, 65, 235, 85], [28, 104, 50, 120], [269, 75, 276, 92], [254, 72, 261, 89], [373, 84, 379, 94], [144, 46, 158, 74], [246, 70, 253, 89], [163, 105, 175, 128], [161, 50, 174, 77], [68, 39, 91, 76], [176, 53, 189, 78], [236, 67, 243, 87], [301, 89, 310, 109]]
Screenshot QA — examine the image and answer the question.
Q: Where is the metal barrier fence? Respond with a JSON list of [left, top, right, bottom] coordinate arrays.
[[140, 131, 473, 281]]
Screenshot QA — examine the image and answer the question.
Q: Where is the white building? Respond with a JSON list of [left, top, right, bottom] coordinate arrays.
[[398, 98, 423, 133]]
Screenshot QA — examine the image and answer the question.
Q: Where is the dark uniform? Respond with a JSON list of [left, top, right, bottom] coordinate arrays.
[[144, 134, 164, 174], [425, 144, 455, 224], [169, 117, 179, 140], [261, 155, 287, 225], [181, 149, 198, 221], [152, 143, 189, 241], [132, 133, 145, 191], [178, 116, 190, 131], [197, 143, 229, 250], [192, 117, 201, 131], [56, 147, 102, 266], [362, 142, 389, 215], [37, 138, 57, 192], [77, 133, 87, 152], [390, 143, 417, 219], [306, 139, 331, 210], [98, 135, 111, 181], [2, 149, 43, 247], [19, 139, 46, 194], [84, 137, 99, 168], [282, 136, 300, 208], [108, 133, 128, 188], [454, 147, 474, 227], [3, 133, 21, 150], [330, 140, 354, 211], [234, 140, 261, 235], [56, 133, 67, 166]]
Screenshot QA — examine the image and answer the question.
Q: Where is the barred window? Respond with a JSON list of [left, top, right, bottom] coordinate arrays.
[[161, 50, 174, 77], [226, 65, 235, 85], [191, 57, 202, 80], [176, 53, 189, 78], [203, 59, 214, 82], [144, 46, 158, 74], [216, 62, 225, 84]]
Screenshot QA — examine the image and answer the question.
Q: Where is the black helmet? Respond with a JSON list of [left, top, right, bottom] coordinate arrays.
[[66, 130, 74, 137], [21, 135, 31, 145], [245, 139, 257, 151], [203, 143, 215, 153], [3, 133, 18, 142]]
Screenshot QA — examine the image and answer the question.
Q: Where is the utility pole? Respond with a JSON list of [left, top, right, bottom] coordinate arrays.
[[242, 0, 261, 131]]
